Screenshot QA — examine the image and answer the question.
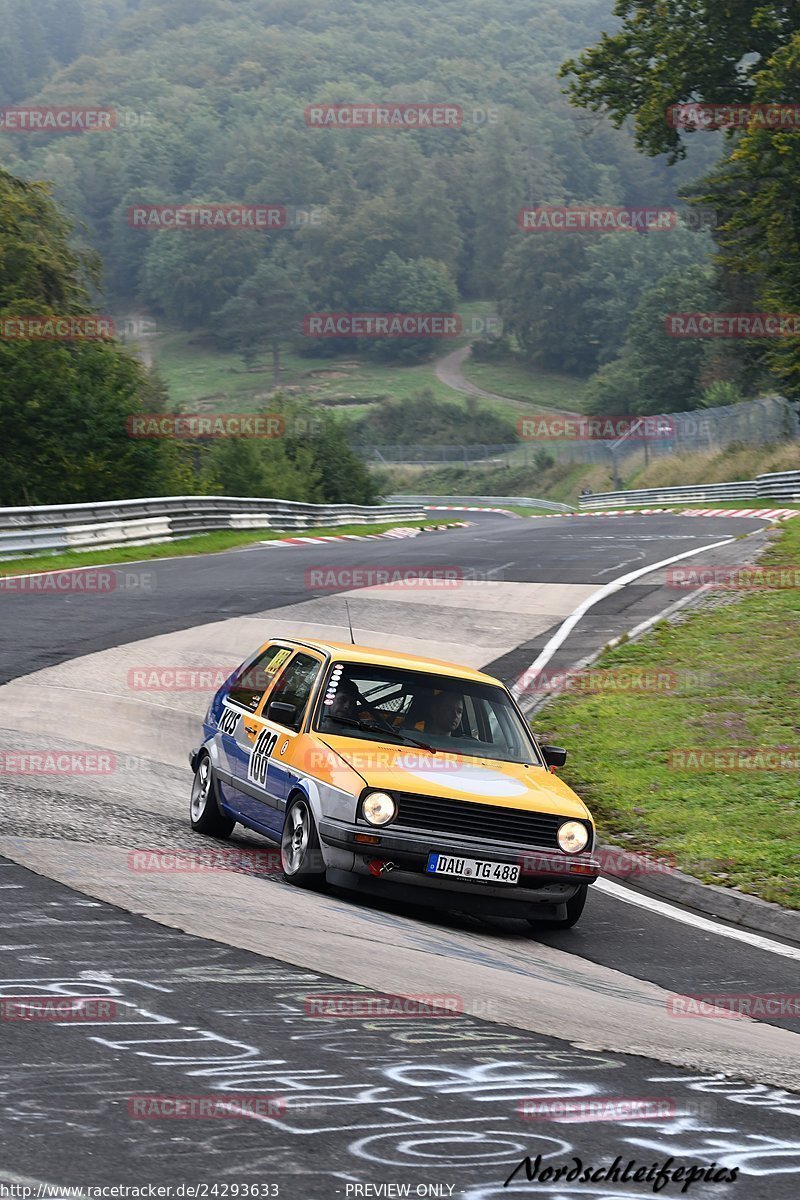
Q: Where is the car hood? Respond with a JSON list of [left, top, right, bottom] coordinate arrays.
[[317, 735, 591, 821]]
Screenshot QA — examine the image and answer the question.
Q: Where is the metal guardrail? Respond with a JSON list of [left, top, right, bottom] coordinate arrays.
[[579, 481, 757, 509], [755, 470, 800, 500], [0, 496, 425, 558], [578, 471, 800, 509], [387, 493, 574, 512]]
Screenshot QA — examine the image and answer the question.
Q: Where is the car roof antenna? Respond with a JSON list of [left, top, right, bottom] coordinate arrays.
[[344, 599, 356, 645]]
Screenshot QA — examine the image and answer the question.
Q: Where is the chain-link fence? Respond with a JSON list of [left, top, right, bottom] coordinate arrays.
[[358, 395, 799, 470]]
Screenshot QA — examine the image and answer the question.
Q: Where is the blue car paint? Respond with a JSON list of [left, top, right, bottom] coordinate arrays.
[[200, 679, 303, 841]]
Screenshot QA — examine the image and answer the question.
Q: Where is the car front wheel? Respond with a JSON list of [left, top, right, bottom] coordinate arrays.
[[190, 754, 235, 838], [281, 796, 325, 888], [528, 884, 588, 930]]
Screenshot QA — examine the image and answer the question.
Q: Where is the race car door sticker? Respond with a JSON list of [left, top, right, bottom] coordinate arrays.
[[248, 727, 279, 787], [265, 647, 292, 676], [217, 704, 240, 736]]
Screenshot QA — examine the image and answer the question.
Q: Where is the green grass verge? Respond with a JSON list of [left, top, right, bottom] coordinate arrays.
[[459, 356, 589, 412], [510, 506, 566, 516], [535, 516, 800, 909], [0, 519, 441, 577], [429, 502, 564, 515], [154, 331, 458, 411], [149, 320, 575, 430]]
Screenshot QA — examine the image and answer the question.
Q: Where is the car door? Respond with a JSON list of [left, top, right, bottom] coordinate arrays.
[[215, 643, 295, 814], [234, 649, 326, 837]]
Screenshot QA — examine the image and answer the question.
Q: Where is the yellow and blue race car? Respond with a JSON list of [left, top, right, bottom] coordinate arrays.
[[189, 638, 599, 928]]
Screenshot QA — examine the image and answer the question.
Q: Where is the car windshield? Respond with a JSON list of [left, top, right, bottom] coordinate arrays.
[[314, 663, 541, 766]]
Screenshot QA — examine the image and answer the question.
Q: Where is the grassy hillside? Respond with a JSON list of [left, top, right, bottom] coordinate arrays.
[[387, 441, 800, 506]]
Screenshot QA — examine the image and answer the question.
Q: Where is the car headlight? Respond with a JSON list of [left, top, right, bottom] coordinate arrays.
[[558, 820, 589, 854], [362, 791, 397, 826]]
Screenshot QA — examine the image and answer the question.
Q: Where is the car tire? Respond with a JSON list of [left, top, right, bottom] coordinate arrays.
[[190, 754, 235, 838], [528, 884, 588, 931], [281, 795, 326, 888]]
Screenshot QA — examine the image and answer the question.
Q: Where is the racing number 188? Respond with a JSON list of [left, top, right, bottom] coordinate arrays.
[[249, 727, 278, 786]]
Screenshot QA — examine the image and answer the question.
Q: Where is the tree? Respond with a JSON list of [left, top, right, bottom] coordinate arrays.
[[353, 388, 517, 446], [561, 4, 800, 397], [560, 2, 796, 162], [582, 227, 713, 365], [700, 32, 800, 397], [584, 265, 719, 415], [214, 253, 310, 385], [201, 437, 317, 502], [361, 253, 458, 363], [498, 234, 598, 373], [467, 123, 524, 296], [289, 415, 377, 505], [299, 192, 407, 313], [0, 339, 187, 505], [0, 167, 185, 504], [142, 230, 261, 329], [200, 406, 376, 505], [0, 167, 98, 311]]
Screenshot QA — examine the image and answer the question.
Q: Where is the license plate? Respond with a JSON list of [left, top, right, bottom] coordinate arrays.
[[426, 852, 520, 885]]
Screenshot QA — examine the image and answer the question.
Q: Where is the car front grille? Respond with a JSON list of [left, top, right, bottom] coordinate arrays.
[[394, 791, 590, 850]]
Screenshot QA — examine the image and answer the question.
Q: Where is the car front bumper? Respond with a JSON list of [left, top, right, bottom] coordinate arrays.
[[318, 818, 598, 917]]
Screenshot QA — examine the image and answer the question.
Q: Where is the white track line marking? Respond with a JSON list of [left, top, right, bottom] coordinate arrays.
[[512, 535, 737, 690], [597, 878, 800, 962]]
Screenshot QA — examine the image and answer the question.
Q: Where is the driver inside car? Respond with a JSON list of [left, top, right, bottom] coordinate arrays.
[[327, 679, 362, 723], [404, 690, 464, 736], [427, 691, 464, 735]]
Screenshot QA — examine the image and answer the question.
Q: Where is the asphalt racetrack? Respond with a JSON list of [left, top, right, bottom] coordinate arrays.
[[0, 511, 797, 1198]]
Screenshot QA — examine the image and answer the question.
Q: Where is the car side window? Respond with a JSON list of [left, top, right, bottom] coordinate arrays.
[[227, 644, 293, 713], [265, 653, 321, 729]]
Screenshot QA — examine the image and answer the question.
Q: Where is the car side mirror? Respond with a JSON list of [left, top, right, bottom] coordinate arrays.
[[541, 745, 567, 769], [267, 700, 298, 727]]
